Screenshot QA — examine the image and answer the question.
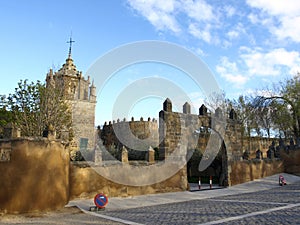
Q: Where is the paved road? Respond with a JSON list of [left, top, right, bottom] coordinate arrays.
[[1, 173, 300, 224], [96, 182, 300, 224]]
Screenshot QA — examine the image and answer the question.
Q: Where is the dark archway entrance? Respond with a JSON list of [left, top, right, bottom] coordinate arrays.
[[187, 141, 228, 187]]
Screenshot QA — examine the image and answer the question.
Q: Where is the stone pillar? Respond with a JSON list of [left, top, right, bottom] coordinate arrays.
[[47, 124, 56, 140], [199, 104, 207, 116], [159, 110, 166, 160], [94, 144, 102, 165], [121, 146, 128, 163], [11, 127, 21, 138], [147, 146, 155, 164], [183, 102, 191, 114], [229, 109, 237, 120], [163, 98, 172, 112]]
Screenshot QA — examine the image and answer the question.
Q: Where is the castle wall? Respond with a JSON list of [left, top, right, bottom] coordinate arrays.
[[71, 100, 96, 150], [242, 137, 282, 159], [69, 162, 187, 199], [158, 99, 245, 186], [230, 159, 284, 185], [0, 137, 188, 214], [280, 148, 300, 175], [0, 136, 296, 214], [0, 139, 69, 214], [100, 118, 159, 159]]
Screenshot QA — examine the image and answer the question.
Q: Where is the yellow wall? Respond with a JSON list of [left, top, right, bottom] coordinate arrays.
[[0, 139, 69, 214], [69, 162, 188, 199], [230, 159, 284, 186]]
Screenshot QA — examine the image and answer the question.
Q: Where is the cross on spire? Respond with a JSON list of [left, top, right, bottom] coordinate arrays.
[[67, 36, 75, 58]]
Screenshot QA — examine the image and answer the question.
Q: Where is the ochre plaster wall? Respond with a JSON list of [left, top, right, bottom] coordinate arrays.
[[280, 149, 300, 175], [1, 138, 298, 214], [69, 162, 188, 199], [229, 159, 284, 186], [0, 139, 69, 213]]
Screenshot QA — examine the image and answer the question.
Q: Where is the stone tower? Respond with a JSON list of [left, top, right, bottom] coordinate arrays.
[[46, 38, 96, 152]]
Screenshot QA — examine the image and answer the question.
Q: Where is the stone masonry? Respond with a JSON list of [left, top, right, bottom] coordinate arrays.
[[46, 51, 96, 153]]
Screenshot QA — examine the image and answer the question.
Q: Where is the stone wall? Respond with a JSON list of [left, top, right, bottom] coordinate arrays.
[[69, 162, 187, 199], [0, 139, 69, 214], [71, 100, 96, 150], [230, 159, 284, 185], [46, 55, 97, 154], [100, 118, 158, 160], [158, 99, 243, 186], [0, 138, 297, 214], [280, 148, 300, 175], [242, 137, 278, 159]]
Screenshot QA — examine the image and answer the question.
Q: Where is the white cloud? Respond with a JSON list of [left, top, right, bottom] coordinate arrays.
[[246, 0, 300, 42], [216, 56, 248, 87], [240, 47, 300, 76], [223, 5, 236, 17], [227, 30, 239, 40], [127, 0, 218, 42], [226, 23, 246, 40], [272, 16, 300, 42], [190, 47, 206, 57], [127, 0, 181, 33], [188, 23, 212, 43], [188, 91, 205, 111], [216, 48, 300, 90], [182, 0, 214, 22], [246, 0, 300, 17], [248, 13, 259, 24]]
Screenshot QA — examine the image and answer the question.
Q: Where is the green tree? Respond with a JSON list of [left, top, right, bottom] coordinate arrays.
[[231, 95, 256, 138], [7, 79, 72, 138], [254, 74, 300, 139], [251, 98, 274, 138], [0, 95, 13, 137]]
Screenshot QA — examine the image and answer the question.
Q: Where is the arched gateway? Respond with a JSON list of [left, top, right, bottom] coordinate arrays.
[[158, 98, 242, 187]]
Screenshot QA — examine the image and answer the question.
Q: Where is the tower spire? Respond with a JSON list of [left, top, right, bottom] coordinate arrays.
[[67, 35, 75, 58]]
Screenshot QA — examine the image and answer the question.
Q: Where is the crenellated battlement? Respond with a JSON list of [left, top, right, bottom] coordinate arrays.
[[99, 117, 159, 160], [103, 116, 158, 126]]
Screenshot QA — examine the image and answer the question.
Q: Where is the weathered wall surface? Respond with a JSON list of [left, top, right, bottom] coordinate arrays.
[[71, 100, 96, 150], [0, 139, 69, 214], [69, 162, 187, 199], [280, 149, 300, 175], [158, 99, 243, 186], [100, 118, 159, 160], [46, 56, 97, 152], [229, 159, 284, 186], [242, 137, 278, 159]]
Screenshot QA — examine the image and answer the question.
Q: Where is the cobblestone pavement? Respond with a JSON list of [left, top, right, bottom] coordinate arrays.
[[1, 178, 299, 224], [0, 207, 124, 225], [96, 181, 300, 225]]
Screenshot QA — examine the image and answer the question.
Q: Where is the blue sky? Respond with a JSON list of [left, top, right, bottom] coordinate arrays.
[[1, 0, 300, 125]]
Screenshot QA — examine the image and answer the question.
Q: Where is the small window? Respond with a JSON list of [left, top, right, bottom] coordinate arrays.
[[79, 138, 88, 150]]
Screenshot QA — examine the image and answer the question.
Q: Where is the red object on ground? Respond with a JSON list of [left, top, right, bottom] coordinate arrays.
[[279, 175, 287, 186], [94, 193, 108, 208]]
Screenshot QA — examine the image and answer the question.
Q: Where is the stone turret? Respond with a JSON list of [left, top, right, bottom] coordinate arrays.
[[199, 104, 207, 116], [183, 102, 191, 114], [89, 80, 97, 102], [163, 98, 172, 112], [45, 39, 97, 153]]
